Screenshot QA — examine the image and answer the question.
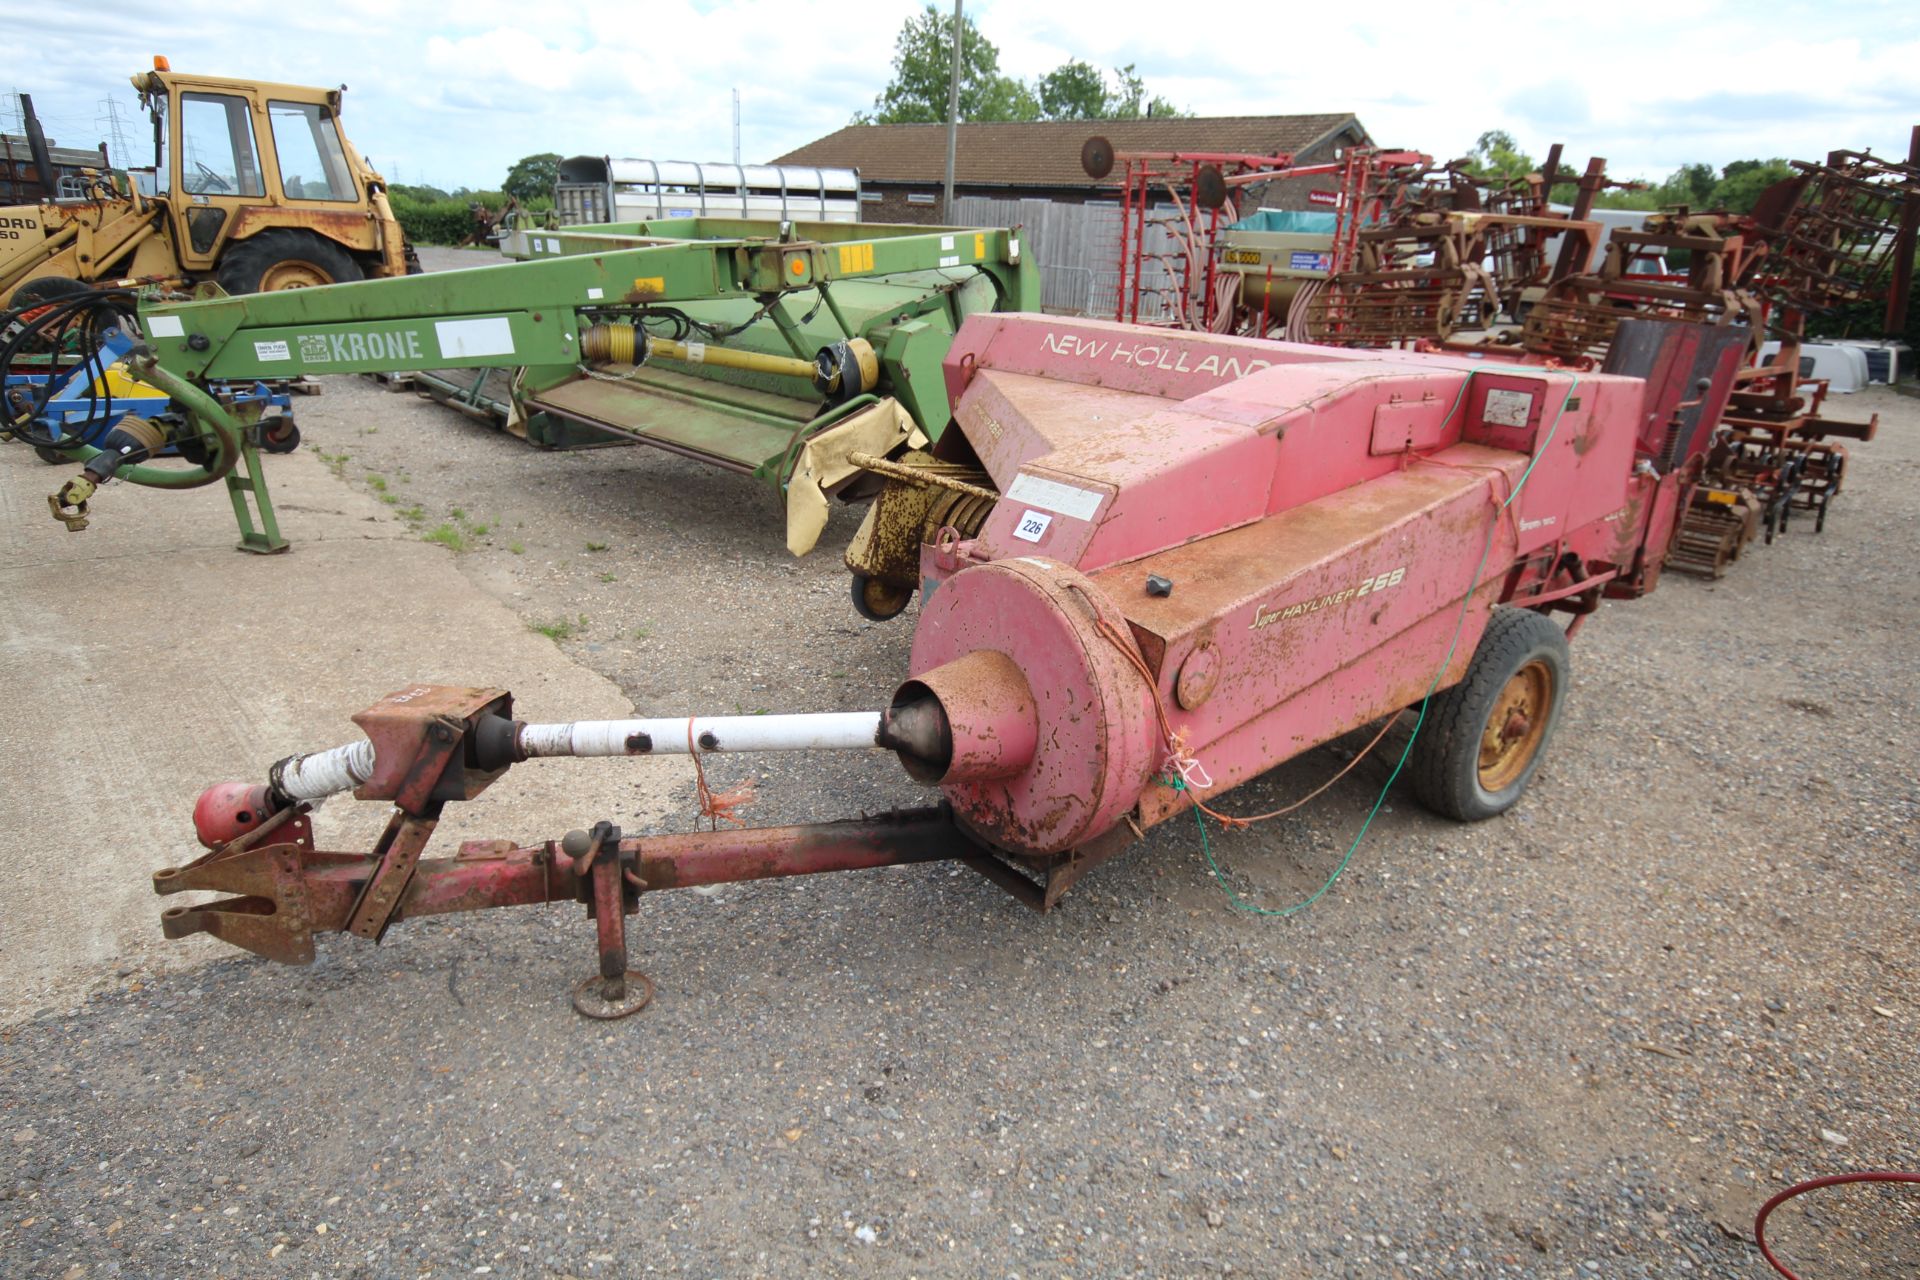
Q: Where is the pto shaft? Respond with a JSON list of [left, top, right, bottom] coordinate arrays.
[[268, 711, 889, 804]]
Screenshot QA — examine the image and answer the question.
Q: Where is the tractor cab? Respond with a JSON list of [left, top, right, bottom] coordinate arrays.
[[129, 58, 404, 289]]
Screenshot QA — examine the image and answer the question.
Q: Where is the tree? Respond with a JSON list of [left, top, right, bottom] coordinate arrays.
[[1675, 163, 1717, 206], [1105, 64, 1186, 119], [503, 153, 561, 202], [1466, 130, 1535, 182], [1032, 58, 1186, 121], [1709, 159, 1796, 214], [857, 5, 1037, 124], [1036, 59, 1107, 120]]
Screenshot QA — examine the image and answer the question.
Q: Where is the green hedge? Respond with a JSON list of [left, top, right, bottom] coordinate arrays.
[[389, 190, 552, 246]]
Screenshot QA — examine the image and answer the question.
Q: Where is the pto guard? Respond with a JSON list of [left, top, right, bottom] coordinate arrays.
[[782, 398, 925, 557], [907, 557, 1159, 856]]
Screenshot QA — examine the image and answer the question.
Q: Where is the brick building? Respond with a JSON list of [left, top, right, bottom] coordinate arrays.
[[1, 134, 111, 203], [774, 114, 1371, 224]]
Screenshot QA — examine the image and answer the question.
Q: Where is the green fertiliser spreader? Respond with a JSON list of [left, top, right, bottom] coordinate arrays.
[[21, 218, 1037, 574]]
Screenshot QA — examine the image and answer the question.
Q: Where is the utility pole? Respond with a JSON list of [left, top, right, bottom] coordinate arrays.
[[942, 0, 963, 221], [732, 89, 742, 167]]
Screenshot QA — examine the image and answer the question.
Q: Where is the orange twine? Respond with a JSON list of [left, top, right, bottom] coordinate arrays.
[[687, 719, 756, 829]]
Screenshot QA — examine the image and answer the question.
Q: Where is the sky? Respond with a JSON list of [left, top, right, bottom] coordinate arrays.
[[10, 0, 1918, 193]]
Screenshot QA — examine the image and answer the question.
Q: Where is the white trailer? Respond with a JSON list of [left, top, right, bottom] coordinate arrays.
[[554, 157, 862, 226]]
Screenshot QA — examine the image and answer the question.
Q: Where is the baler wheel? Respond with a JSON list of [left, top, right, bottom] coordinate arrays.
[[1410, 607, 1568, 822], [850, 572, 913, 622]]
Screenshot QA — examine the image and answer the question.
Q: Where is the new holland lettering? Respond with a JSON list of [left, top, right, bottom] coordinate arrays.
[[1039, 329, 1271, 383]]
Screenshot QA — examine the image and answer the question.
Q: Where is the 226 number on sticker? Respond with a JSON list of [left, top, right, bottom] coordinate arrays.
[[1012, 509, 1053, 543]]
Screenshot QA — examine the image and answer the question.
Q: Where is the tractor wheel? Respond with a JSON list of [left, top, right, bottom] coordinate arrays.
[[1409, 607, 1569, 821], [216, 229, 364, 294], [9, 275, 90, 312], [849, 572, 913, 622]]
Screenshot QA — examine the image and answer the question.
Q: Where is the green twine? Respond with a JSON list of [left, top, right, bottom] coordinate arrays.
[[1192, 370, 1581, 917]]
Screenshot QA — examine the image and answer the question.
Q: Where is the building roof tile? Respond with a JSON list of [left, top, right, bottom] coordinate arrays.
[[774, 115, 1365, 189]]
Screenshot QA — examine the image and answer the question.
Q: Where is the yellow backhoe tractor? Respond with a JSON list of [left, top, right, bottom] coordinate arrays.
[[1, 58, 414, 307]]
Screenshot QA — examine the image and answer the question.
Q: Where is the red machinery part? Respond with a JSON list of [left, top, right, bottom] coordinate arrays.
[[909, 558, 1159, 854], [191, 782, 277, 847], [157, 311, 1746, 1014], [1754, 1171, 1920, 1279]]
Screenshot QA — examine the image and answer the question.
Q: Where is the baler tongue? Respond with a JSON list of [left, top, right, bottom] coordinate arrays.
[[152, 683, 1006, 1017]]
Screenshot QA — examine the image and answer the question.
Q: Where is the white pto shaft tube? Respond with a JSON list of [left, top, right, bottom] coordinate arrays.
[[268, 712, 888, 804], [516, 712, 883, 758], [273, 739, 377, 802]]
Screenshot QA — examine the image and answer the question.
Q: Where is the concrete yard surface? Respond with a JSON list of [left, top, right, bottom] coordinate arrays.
[[0, 437, 653, 1024]]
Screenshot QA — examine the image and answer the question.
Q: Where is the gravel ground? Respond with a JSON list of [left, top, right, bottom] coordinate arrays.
[[2, 254, 1913, 1277]]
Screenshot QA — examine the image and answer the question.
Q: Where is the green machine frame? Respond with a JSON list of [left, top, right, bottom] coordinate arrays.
[[140, 221, 1037, 482]]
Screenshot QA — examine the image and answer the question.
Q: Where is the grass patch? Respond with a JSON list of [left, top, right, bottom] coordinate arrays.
[[508, 541, 525, 555], [532, 613, 590, 641], [423, 523, 469, 552], [366, 475, 387, 493], [584, 540, 608, 552], [311, 446, 350, 480], [597, 572, 617, 583]]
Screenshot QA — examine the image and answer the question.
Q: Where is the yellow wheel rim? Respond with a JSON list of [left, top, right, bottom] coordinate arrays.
[[258, 260, 334, 290], [1478, 658, 1553, 792], [860, 576, 911, 620]]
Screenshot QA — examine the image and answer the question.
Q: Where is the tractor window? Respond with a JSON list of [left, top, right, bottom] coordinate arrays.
[[268, 101, 356, 202], [179, 92, 265, 197]]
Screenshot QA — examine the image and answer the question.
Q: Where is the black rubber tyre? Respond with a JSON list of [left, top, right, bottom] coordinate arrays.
[[34, 444, 74, 465], [9, 276, 90, 312], [256, 418, 301, 454], [215, 229, 364, 294], [849, 572, 912, 622], [1409, 607, 1569, 821]]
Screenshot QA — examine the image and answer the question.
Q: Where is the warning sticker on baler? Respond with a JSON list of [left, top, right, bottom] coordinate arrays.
[[1483, 387, 1536, 428], [1006, 473, 1104, 520]]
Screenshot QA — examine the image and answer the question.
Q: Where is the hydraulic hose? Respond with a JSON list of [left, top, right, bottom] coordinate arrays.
[[1, 288, 135, 443], [107, 351, 241, 488], [3, 287, 240, 487]]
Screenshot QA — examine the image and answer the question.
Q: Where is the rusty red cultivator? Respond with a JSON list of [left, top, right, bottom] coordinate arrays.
[[161, 313, 1744, 1016]]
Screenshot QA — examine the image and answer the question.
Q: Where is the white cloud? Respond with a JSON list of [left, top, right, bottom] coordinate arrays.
[[8, 0, 1915, 191]]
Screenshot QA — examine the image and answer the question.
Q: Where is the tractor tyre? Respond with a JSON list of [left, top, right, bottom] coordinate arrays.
[[1409, 606, 1568, 822], [9, 276, 90, 312], [216, 230, 364, 294]]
